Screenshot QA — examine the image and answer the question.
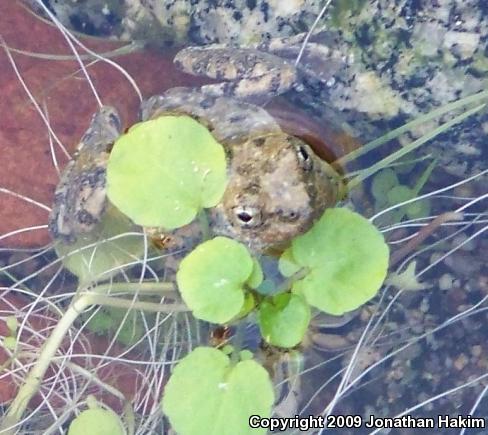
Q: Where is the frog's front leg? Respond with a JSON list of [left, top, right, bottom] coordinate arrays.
[[174, 45, 297, 101], [49, 107, 122, 243]]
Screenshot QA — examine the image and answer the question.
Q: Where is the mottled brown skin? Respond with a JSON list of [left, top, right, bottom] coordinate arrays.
[[174, 46, 297, 101], [143, 88, 341, 252], [211, 134, 339, 250], [49, 47, 342, 252], [48, 107, 121, 243]]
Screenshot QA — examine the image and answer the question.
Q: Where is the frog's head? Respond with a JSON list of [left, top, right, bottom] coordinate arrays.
[[209, 133, 342, 252]]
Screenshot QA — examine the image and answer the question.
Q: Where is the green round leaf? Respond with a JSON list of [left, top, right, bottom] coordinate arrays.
[[371, 169, 399, 201], [176, 237, 254, 323], [235, 293, 256, 319], [289, 208, 389, 315], [278, 247, 301, 278], [406, 198, 431, 219], [258, 293, 311, 348], [247, 258, 264, 289], [107, 115, 227, 229], [239, 349, 254, 361], [6, 316, 18, 334], [68, 408, 125, 435], [3, 336, 16, 351], [162, 347, 274, 435], [387, 185, 414, 205], [55, 204, 145, 284]]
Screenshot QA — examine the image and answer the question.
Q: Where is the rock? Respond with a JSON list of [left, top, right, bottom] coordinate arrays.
[[0, 1, 209, 247]]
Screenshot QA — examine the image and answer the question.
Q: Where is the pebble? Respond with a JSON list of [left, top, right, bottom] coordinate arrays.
[[453, 354, 469, 371], [439, 273, 454, 291], [311, 332, 350, 350]]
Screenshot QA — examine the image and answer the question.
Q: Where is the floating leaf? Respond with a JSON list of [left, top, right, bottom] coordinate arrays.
[[239, 350, 254, 361], [176, 237, 257, 323], [107, 115, 227, 229], [3, 336, 16, 351], [83, 306, 148, 346], [387, 185, 414, 205], [68, 408, 125, 435], [288, 208, 389, 315], [386, 185, 431, 221], [162, 347, 274, 435], [55, 204, 145, 284], [258, 293, 311, 348], [278, 247, 301, 278], [247, 258, 264, 289], [5, 317, 18, 334], [236, 293, 257, 319], [371, 168, 399, 201], [405, 199, 431, 219]]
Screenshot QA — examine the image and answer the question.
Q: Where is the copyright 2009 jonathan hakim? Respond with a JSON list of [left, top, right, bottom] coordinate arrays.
[[248, 414, 486, 431]]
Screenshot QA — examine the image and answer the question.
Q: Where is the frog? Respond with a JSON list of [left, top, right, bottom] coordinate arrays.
[[49, 44, 342, 252], [49, 106, 122, 243]]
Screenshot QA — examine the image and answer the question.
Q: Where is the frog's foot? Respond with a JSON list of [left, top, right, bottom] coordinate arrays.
[[174, 46, 296, 101], [49, 106, 122, 243]]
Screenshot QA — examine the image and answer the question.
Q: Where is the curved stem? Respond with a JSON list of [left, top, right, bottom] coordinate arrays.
[[90, 281, 176, 296], [0, 280, 179, 432], [91, 294, 188, 313], [274, 267, 310, 294], [1, 293, 95, 433]]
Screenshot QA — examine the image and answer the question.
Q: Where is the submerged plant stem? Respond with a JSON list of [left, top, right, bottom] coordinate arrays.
[[337, 90, 488, 167], [347, 103, 486, 189], [389, 211, 463, 267], [91, 294, 189, 313], [0, 280, 179, 432], [1, 293, 95, 433], [274, 267, 310, 294]]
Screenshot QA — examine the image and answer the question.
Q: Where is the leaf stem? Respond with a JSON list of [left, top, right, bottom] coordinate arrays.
[[197, 210, 211, 241], [0, 293, 95, 434], [274, 267, 310, 294], [89, 293, 189, 313], [0, 280, 180, 432]]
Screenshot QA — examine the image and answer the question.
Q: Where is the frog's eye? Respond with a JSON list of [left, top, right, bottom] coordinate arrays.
[[296, 145, 313, 171], [233, 206, 262, 228]]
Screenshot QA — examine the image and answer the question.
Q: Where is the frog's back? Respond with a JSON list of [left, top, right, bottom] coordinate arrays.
[[141, 87, 282, 143]]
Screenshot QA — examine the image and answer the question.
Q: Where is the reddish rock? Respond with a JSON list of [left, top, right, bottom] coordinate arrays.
[[0, 290, 160, 412], [0, 0, 205, 247]]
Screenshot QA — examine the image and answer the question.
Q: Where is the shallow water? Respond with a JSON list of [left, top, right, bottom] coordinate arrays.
[[0, 1, 487, 434]]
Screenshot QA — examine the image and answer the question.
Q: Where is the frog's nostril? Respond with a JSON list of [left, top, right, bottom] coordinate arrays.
[[278, 209, 300, 222]]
